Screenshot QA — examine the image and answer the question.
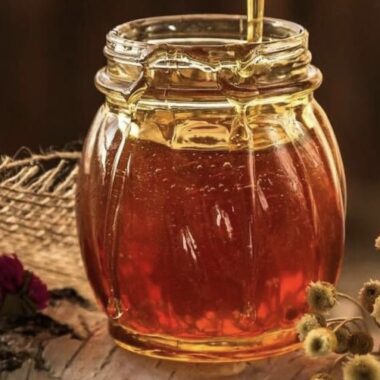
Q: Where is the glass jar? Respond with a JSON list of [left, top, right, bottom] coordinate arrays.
[[76, 15, 346, 362]]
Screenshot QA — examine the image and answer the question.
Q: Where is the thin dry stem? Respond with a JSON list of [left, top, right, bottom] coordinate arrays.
[[337, 292, 368, 317], [332, 317, 366, 333]]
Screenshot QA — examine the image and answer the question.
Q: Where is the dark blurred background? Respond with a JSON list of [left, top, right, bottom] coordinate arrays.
[[0, 0, 379, 290]]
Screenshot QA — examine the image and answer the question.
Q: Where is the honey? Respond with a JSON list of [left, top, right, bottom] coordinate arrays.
[[247, 0, 265, 42], [77, 15, 346, 362]]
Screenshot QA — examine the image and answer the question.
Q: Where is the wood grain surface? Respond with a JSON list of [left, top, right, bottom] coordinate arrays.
[[0, 294, 342, 380]]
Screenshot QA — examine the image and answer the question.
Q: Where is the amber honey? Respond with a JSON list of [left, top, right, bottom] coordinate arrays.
[[77, 14, 346, 362], [78, 111, 345, 361], [110, 134, 344, 335]]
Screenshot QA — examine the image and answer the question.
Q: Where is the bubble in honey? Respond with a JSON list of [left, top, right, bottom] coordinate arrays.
[[107, 297, 123, 320]]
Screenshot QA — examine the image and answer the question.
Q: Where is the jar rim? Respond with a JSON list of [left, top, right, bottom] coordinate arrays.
[[98, 15, 319, 101], [105, 14, 308, 60]]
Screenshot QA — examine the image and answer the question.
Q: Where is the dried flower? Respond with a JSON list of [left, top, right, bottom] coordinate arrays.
[[304, 328, 337, 357], [311, 373, 334, 380], [375, 236, 380, 251], [359, 280, 380, 313], [296, 313, 326, 341], [343, 355, 380, 380], [371, 296, 380, 326], [26, 271, 49, 310], [0, 254, 49, 318], [335, 325, 351, 354], [0, 255, 24, 296], [348, 332, 374, 355], [306, 281, 337, 313]]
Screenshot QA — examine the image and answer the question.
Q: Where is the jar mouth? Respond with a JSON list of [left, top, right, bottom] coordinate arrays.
[[106, 14, 308, 60], [99, 14, 318, 101]]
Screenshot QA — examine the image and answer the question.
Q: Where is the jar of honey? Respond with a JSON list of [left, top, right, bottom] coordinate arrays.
[[76, 15, 346, 362]]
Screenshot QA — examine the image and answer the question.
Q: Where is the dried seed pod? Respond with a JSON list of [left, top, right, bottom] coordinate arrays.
[[296, 313, 327, 341], [359, 280, 380, 313], [304, 328, 337, 358], [335, 325, 351, 354], [343, 354, 380, 380], [348, 332, 374, 355], [306, 282, 337, 313]]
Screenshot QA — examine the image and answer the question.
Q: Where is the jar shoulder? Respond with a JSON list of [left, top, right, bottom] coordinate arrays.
[[84, 98, 337, 152]]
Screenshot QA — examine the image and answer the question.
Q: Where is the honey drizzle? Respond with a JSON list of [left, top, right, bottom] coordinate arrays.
[[247, 0, 265, 43]]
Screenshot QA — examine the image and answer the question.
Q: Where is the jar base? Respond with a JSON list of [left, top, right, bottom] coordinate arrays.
[[109, 321, 301, 363]]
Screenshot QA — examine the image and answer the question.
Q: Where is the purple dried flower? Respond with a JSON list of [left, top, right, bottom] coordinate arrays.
[[0, 254, 24, 295], [0, 254, 49, 317], [26, 272, 49, 310]]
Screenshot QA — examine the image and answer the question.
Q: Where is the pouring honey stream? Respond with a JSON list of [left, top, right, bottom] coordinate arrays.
[[247, 0, 265, 42]]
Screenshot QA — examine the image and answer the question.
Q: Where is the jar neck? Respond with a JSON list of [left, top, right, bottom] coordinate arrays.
[[96, 15, 321, 105]]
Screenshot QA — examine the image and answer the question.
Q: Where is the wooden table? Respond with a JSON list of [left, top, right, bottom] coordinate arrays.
[[0, 291, 338, 380]]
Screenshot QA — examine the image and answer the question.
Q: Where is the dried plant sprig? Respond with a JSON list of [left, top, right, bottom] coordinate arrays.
[[304, 275, 380, 379], [348, 332, 374, 355], [306, 282, 337, 313], [331, 317, 368, 336], [297, 313, 327, 342], [359, 280, 380, 313], [310, 373, 334, 380], [343, 355, 380, 380], [337, 292, 369, 318], [304, 328, 338, 358]]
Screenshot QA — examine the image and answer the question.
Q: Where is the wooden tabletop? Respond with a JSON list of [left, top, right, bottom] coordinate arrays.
[[0, 291, 338, 380]]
